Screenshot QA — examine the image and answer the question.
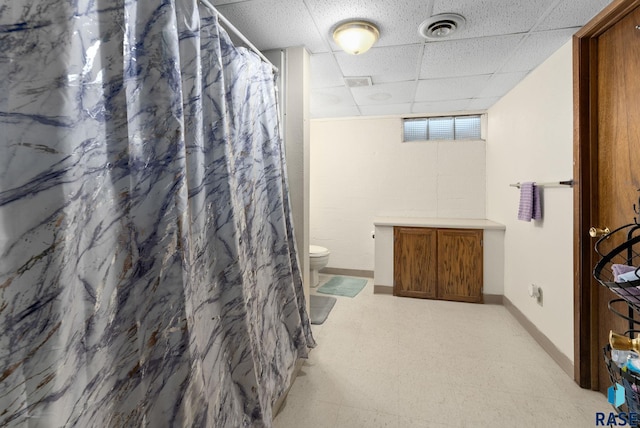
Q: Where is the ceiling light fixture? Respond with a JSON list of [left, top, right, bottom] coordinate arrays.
[[333, 21, 380, 55]]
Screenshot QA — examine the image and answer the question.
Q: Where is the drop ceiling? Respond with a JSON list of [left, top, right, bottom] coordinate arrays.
[[211, 0, 612, 119]]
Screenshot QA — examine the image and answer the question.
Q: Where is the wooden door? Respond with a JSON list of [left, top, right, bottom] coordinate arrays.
[[595, 6, 640, 393], [574, 0, 640, 390], [437, 229, 483, 303], [393, 227, 437, 298]]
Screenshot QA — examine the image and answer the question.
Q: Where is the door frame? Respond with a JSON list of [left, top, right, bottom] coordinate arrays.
[[573, 0, 640, 389]]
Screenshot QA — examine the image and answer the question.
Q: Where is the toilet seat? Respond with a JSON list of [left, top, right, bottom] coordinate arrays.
[[309, 245, 330, 257]]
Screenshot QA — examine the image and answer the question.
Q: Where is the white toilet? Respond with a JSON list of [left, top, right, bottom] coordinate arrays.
[[309, 245, 330, 287]]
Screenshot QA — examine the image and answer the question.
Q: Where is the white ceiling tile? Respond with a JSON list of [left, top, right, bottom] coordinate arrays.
[[468, 97, 500, 111], [350, 81, 417, 106], [432, 0, 558, 39], [215, 0, 328, 53], [420, 34, 524, 79], [304, 0, 437, 50], [499, 28, 576, 73], [534, 0, 612, 31], [208, 0, 612, 118], [415, 75, 491, 102], [310, 54, 345, 89], [335, 44, 422, 84], [210, 0, 246, 5], [311, 86, 356, 110], [476, 72, 529, 98], [360, 103, 414, 117], [412, 100, 471, 115]]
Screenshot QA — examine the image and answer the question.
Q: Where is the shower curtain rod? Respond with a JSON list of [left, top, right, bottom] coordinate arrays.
[[199, 0, 279, 74]]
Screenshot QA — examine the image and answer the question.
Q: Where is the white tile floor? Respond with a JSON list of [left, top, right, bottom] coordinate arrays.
[[274, 275, 611, 428]]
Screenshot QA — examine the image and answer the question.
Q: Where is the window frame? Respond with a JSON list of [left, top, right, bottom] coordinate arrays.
[[401, 114, 485, 142]]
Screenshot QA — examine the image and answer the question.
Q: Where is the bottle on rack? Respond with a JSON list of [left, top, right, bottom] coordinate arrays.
[[612, 349, 638, 367], [610, 331, 640, 371]]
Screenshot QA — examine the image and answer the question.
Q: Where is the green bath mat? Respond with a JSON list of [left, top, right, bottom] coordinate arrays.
[[317, 276, 367, 298], [309, 295, 337, 325]]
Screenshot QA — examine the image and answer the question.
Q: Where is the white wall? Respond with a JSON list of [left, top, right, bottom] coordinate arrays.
[[310, 118, 485, 271], [264, 47, 311, 311], [284, 47, 311, 308], [486, 41, 574, 361]]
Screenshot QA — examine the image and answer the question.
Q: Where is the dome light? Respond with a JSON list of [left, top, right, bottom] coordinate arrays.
[[333, 21, 380, 55]]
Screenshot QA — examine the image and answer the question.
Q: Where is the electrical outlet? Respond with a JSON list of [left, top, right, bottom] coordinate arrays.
[[536, 286, 543, 306], [528, 284, 543, 305]]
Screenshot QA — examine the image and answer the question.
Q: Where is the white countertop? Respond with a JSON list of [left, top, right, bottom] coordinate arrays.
[[373, 217, 506, 230]]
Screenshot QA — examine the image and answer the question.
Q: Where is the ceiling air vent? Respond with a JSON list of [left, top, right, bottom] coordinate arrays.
[[344, 76, 373, 88], [419, 13, 465, 40]]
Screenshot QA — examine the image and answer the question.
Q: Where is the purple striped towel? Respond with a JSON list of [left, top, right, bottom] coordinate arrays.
[[518, 182, 542, 222]]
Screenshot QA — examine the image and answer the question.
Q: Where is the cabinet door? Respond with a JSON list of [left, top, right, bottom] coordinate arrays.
[[437, 229, 483, 303], [393, 227, 437, 298]]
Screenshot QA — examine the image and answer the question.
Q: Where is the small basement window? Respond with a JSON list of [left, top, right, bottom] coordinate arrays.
[[403, 114, 483, 142]]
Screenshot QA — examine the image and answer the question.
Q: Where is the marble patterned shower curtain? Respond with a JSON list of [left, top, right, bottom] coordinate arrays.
[[0, 1, 314, 426]]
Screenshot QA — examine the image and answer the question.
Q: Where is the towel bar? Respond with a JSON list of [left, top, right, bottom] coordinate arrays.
[[509, 180, 574, 189]]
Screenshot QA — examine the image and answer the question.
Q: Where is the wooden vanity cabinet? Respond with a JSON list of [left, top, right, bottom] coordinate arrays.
[[393, 227, 483, 303]]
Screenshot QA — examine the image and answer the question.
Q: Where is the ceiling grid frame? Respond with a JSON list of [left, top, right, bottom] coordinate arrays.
[[212, 0, 613, 118]]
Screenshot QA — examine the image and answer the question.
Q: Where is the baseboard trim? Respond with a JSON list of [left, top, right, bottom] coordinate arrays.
[[502, 296, 574, 379], [374, 285, 393, 294], [321, 267, 374, 278], [483, 294, 503, 304], [373, 289, 503, 300]]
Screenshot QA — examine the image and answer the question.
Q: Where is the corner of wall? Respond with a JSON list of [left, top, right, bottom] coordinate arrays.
[[267, 46, 311, 312]]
